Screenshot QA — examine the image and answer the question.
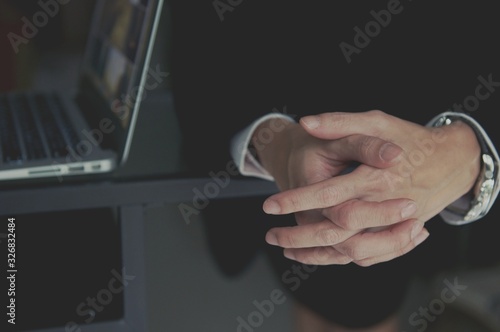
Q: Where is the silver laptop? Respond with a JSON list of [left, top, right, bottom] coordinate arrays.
[[0, 0, 164, 181]]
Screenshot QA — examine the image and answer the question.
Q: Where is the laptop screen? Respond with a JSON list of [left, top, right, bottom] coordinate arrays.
[[75, 0, 163, 165], [82, 0, 158, 130]]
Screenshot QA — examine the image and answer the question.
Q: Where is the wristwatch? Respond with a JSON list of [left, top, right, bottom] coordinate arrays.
[[427, 112, 500, 225]]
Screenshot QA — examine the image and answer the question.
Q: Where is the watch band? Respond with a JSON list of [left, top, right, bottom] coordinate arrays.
[[426, 112, 500, 225]]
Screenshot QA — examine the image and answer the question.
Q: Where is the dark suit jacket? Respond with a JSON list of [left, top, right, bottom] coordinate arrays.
[[168, 0, 500, 274]]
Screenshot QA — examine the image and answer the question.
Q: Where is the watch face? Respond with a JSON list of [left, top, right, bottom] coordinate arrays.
[[466, 154, 496, 221]]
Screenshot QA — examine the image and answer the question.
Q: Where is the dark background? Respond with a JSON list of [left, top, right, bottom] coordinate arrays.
[[1, 1, 500, 331]]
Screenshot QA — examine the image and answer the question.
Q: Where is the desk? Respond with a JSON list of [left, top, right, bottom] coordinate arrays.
[[0, 172, 277, 332], [0, 48, 277, 330], [0, 79, 278, 332], [0, 5, 279, 329]]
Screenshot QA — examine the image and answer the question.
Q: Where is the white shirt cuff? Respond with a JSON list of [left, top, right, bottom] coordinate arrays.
[[230, 113, 295, 181], [426, 111, 500, 225]]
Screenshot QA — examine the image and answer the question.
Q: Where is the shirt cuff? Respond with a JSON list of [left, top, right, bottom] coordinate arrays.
[[230, 113, 295, 181], [426, 111, 500, 225]]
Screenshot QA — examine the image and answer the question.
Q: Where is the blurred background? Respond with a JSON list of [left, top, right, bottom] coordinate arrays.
[[0, 1, 499, 331]]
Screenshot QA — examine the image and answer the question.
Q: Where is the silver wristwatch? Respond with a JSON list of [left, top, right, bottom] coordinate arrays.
[[427, 112, 500, 225]]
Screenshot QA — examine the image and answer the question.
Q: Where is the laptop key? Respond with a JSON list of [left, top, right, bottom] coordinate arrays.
[[15, 96, 47, 161], [50, 94, 81, 152], [0, 97, 23, 163], [34, 95, 70, 158]]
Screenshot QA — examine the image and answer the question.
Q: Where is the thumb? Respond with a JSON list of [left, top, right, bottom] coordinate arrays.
[[325, 134, 403, 167], [299, 111, 385, 140]]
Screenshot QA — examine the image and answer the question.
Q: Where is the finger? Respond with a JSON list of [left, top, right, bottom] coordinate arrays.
[[265, 219, 358, 249], [333, 219, 425, 261], [353, 229, 430, 267], [325, 134, 402, 166], [283, 246, 353, 265], [263, 173, 362, 215], [322, 199, 418, 231], [278, 219, 425, 265], [300, 110, 392, 139], [282, 228, 430, 266]]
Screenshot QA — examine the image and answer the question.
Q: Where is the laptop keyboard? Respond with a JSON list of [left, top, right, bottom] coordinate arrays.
[[0, 96, 23, 163], [13, 95, 47, 161], [0, 93, 80, 164]]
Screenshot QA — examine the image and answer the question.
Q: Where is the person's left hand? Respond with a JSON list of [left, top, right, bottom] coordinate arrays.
[[253, 114, 421, 266], [263, 110, 481, 266]]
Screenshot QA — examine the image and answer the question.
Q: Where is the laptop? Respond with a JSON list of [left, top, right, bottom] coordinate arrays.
[[0, 0, 164, 182]]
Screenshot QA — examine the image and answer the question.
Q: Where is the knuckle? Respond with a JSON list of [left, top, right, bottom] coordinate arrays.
[[367, 110, 389, 129], [290, 251, 310, 264], [292, 251, 321, 266], [340, 244, 365, 261], [335, 201, 362, 230], [316, 228, 341, 246], [397, 241, 414, 257], [275, 232, 297, 248], [311, 246, 334, 264], [316, 186, 340, 206], [288, 193, 304, 212], [277, 193, 301, 214], [310, 247, 352, 265], [288, 190, 307, 212], [337, 255, 354, 265], [359, 136, 379, 158], [369, 169, 390, 188], [311, 247, 326, 263], [367, 109, 386, 118], [396, 247, 409, 259], [327, 112, 348, 127], [392, 233, 411, 253]]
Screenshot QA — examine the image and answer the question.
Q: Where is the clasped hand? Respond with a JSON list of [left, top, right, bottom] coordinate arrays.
[[256, 110, 480, 266]]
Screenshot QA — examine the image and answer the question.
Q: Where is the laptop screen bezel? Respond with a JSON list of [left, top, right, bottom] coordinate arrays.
[[75, 0, 164, 166]]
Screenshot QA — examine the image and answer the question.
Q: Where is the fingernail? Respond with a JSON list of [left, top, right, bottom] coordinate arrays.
[[301, 116, 320, 129], [284, 249, 296, 260], [411, 221, 424, 240], [263, 199, 281, 214], [266, 232, 278, 246], [401, 201, 418, 219], [413, 229, 430, 246], [380, 142, 402, 162]]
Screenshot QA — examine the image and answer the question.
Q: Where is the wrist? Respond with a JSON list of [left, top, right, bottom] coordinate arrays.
[[427, 112, 499, 224], [251, 118, 297, 178], [441, 120, 482, 193]]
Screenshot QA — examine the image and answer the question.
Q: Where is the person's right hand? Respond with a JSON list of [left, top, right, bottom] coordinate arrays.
[[253, 116, 423, 266], [260, 111, 480, 266]]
